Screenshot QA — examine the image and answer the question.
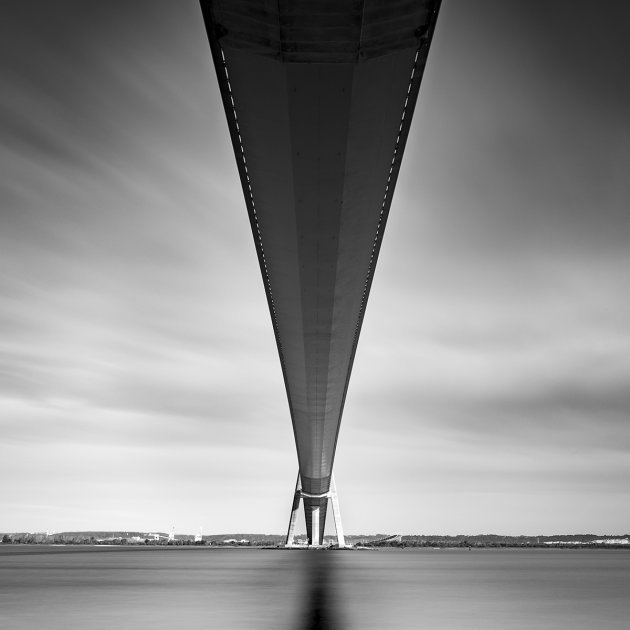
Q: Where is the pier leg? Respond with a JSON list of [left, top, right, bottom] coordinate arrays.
[[285, 472, 301, 547], [311, 507, 320, 546], [329, 474, 345, 548]]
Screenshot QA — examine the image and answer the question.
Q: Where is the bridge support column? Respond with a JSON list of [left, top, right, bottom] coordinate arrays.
[[284, 472, 346, 548], [311, 507, 320, 546], [285, 472, 301, 547], [329, 475, 345, 548]]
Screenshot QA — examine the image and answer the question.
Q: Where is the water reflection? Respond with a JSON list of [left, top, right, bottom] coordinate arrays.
[[2, 547, 628, 629], [296, 552, 343, 630]]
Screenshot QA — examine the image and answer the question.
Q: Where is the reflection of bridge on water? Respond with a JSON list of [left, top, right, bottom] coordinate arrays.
[[200, 0, 441, 546]]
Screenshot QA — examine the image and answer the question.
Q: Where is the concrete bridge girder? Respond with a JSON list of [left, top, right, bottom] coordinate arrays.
[[201, 0, 441, 540]]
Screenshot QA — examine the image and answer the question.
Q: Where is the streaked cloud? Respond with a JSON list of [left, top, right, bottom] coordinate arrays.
[[1, 0, 629, 535]]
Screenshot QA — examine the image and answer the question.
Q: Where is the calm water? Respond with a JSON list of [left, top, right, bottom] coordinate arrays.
[[1, 546, 629, 629]]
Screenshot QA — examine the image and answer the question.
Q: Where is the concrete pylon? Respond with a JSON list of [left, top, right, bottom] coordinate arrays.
[[285, 472, 345, 548], [285, 472, 302, 545], [328, 476, 345, 548]]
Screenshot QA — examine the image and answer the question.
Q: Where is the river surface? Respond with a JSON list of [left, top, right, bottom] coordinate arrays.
[[1, 546, 628, 629]]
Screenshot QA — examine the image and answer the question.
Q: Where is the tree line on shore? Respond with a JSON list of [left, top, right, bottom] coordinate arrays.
[[364, 534, 630, 548], [0, 533, 269, 546], [2, 532, 628, 548]]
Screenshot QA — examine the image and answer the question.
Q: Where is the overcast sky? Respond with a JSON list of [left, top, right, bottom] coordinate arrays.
[[1, 1, 629, 536]]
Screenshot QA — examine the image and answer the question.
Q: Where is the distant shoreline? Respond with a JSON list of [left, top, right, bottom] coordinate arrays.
[[1, 544, 629, 555], [2, 531, 629, 550]]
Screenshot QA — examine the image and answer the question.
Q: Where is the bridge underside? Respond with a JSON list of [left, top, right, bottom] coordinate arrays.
[[201, 0, 441, 543]]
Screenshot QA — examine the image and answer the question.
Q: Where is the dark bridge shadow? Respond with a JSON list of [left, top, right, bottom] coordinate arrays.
[[296, 553, 343, 630]]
